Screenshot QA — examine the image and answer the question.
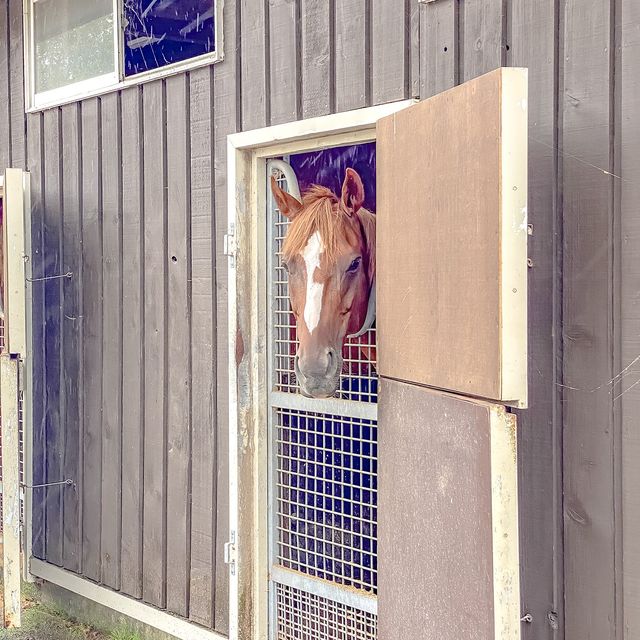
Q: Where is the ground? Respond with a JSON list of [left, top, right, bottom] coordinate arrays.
[[0, 584, 140, 640]]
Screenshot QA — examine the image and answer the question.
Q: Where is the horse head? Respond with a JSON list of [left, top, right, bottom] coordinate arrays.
[[271, 168, 376, 398]]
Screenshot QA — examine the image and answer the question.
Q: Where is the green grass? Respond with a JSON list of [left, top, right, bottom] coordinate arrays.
[[109, 629, 143, 640], [0, 583, 105, 640], [0, 577, 147, 640]]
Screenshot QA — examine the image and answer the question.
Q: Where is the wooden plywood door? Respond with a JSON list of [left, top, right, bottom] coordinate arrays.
[[378, 378, 520, 640], [376, 67, 528, 407]]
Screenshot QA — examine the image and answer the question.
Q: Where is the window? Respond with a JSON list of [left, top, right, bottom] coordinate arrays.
[[123, 1, 216, 76], [33, 0, 116, 95], [26, 0, 222, 110]]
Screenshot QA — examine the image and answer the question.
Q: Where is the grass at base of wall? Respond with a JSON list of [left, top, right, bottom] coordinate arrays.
[[0, 581, 141, 640]]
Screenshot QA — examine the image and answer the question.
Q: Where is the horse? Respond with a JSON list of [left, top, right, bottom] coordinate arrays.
[[270, 168, 376, 398]]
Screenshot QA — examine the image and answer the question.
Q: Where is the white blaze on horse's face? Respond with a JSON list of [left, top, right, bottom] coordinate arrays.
[[301, 231, 324, 334]]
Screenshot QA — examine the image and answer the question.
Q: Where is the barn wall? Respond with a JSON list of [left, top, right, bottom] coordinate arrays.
[[1, 0, 639, 638], [0, 0, 415, 633], [419, 5, 562, 638]]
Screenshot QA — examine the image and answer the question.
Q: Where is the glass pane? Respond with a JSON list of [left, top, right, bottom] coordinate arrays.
[[123, 0, 216, 77], [34, 0, 115, 94]]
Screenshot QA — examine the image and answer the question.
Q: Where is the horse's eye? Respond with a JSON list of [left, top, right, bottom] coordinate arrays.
[[347, 257, 362, 273], [282, 261, 289, 273]]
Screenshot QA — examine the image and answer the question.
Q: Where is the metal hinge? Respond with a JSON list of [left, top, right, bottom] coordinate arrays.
[[224, 224, 237, 265], [224, 530, 237, 575]]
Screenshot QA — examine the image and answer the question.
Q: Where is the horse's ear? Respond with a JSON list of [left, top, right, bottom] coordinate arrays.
[[270, 176, 303, 220], [341, 168, 364, 215]]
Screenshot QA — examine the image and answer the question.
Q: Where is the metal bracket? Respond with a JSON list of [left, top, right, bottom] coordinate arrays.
[[26, 271, 73, 283], [223, 234, 236, 256], [224, 226, 237, 267], [224, 530, 237, 576], [23, 479, 74, 490], [224, 228, 237, 256]]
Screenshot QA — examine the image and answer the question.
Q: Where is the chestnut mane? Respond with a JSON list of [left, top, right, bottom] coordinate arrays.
[[282, 184, 376, 270]]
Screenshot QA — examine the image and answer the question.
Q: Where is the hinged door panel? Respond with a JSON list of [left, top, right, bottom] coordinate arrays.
[[378, 378, 520, 640], [376, 67, 528, 407]]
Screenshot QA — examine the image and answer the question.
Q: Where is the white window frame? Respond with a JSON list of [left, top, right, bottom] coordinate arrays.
[[24, 0, 224, 112], [226, 99, 416, 640]]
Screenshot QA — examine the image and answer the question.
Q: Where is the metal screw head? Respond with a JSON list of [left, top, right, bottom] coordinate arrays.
[[521, 614, 533, 624]]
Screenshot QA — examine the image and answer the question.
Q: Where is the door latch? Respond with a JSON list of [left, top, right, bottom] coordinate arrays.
[[224, 224, 237, 266], [224, 530, 237, 576]]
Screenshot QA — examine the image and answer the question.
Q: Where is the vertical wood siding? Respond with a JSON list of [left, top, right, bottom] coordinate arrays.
[[508, 2, 561, 638], [0, 0, 639, 637], [620, 2, 640, 637], [562, 1, 617, 636], [120, 87, 144, 600]]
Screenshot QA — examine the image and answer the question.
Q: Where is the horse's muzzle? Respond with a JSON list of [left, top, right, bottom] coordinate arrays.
[[295, 350, 342, 398]]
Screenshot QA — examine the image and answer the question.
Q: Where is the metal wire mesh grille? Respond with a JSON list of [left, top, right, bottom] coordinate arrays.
[[276, 583, 377, 640], [269, 157, 379, 639], [275, 408, 377, 593], [271, 174, 378, 404]]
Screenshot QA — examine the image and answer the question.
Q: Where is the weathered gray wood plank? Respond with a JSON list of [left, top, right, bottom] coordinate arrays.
[[335, 0, 368, 112], [1, 355, 21, 626], [188, 67, 216, 629], [212, 0, 240, 628], [120, 86, 144, 600], [241, 0, 268, 129], [420, 0, 458, 98], [562, 1, 616, 637], [269, 0, 299, 124], [26, 112, 46, 560], [100, 92, 122, 590], [61, 103, 82, 574], [8, 0, 25, 168], [81, 98, 103, 583], [0, 3, 10, 170], [300, 0, 331, 118], [43, 108, 64, 568], [142, 80, 167, 609], [509, 1, 562, 636], [620, 2, 640, 634], [165, 74, 191, 618], [461, 0, 505, 82], [409, 0, 420, 98], [372, 0, 408, 104]]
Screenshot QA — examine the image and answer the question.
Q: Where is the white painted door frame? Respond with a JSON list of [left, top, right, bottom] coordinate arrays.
[[226, 99, 416, 640]]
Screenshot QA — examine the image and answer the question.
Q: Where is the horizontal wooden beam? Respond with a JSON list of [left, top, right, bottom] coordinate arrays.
[[30, 560, 227, 640]]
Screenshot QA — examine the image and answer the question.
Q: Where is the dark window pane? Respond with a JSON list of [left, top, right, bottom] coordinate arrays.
[[123, 0, 216, 76]]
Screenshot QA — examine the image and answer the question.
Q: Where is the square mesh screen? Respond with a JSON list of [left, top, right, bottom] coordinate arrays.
[[275, 408, 377, 594], [271, 174, 378, 404], [270, 159, 378, 639], [276, 583, 377, 640]]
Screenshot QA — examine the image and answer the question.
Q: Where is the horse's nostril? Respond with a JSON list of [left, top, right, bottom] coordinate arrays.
[[326, 349, 335, 370]]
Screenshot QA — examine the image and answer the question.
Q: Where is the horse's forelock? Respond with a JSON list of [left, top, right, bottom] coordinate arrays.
[[283, 184, 375, 266], [283, 187, 344, 264]]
